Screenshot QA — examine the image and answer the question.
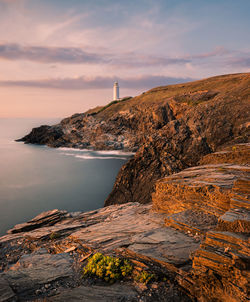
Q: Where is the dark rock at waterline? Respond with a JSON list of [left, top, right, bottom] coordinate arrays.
[[0, 157, 249, 302], [16, 74, 250, 206], [7, 209, 68, 234], [16, 125, 64, 146]]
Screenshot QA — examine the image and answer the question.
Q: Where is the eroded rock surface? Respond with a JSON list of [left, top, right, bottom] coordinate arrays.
[[17, 74, 250, 207], [153, 163, 249, 216], [0, 204, 196, 301], [7, 209, 68, 234], [0, 149, 249, 301], [47, 284, 138, 302], [152, 153, 250, 302], [105, 92, 250, 206], [6, 73, 250, 301]]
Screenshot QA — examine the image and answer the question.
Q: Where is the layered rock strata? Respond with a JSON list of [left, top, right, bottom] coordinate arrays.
[[105, 94, 250, 205], [0, 145, 249, 301], [17, 74, 250, 206], [8, 73, 250, 301], [0, 203, 195, 302], [151, 146, 250, 302]]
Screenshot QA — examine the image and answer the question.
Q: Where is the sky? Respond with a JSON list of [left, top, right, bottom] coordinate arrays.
[[0, 0, 249, 118]]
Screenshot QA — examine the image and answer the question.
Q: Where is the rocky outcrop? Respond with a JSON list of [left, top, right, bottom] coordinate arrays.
[[18, 74, 249, 155], [16, 125, 64, 146], [105, 95, 250, 205], [0, 203, 195, 301], [17, 100, 180, 151], [17, 74, 250, 206], [151, 145, 250, 302], [7, 209, 68, 234], [10, 73, 250, 301], [0, 144, 249, 301], [152, 163, 249, 216], [190, 231, 249, 302]]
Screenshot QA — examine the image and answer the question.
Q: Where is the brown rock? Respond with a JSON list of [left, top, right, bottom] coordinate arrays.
[[7, 209, 68, 234]]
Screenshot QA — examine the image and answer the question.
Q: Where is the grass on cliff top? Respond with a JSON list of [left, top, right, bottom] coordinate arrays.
[[87, 73, 250, 120], [88, 97, 132, 116]]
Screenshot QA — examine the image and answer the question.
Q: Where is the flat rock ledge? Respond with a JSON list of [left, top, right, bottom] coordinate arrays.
[[152, 160, 250, 301], [0, 203, 196, 302], [0, 146, 249, 301]]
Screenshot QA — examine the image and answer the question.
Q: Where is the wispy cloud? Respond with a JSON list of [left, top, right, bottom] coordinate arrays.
[[188, 46, 229, 59], [227, 56, 250, 68], [0, 75, 194, 90], [0, 43, 234, 68], [0, 43, 104, 64], [0, 43, 191, 67]]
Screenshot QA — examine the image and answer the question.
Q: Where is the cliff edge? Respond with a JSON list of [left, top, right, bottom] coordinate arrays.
[[17, 73, 250, 207], [0, 144, 249, 301], [4, 73, 250, 301]]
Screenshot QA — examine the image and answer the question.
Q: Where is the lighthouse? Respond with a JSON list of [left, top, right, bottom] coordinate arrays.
[[113, 81, 119, 100]]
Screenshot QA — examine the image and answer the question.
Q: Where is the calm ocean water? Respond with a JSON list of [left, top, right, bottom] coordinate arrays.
[[0, 118, 132, 235]]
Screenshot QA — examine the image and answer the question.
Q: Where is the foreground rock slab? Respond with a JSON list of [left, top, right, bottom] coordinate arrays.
[[0, 203, 195, 301], [48, 284, 138, 302], [0, 148, 249, 301], [152, 159, 250, 302]]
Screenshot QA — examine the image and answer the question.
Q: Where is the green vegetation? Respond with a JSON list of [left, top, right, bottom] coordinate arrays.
[[83, 253, 133, 283], [135, 270, 156, 284], [90, 97, 132, 116], [83, 253, 165, 285], [49, 232, 61, 240]]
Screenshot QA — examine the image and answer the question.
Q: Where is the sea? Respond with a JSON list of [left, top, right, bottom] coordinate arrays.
[[0, 118, 133, 236]]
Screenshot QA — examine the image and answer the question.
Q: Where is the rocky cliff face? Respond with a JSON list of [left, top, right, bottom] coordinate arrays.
[[17, 97, 183, 151], [105, 87, 250, 206], [17, 73, 250, 207], [152, 143, 250, 302], [5, 70, 250, 302], [0, 144, 249, 301]]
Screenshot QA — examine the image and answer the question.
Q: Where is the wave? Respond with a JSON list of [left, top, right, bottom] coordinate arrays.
[[60, 152, 128, 160], [58, 147, 89, 152], [95, 150, 135, 156], [75, 155, 128, 160], [58, 147, 135, 157]]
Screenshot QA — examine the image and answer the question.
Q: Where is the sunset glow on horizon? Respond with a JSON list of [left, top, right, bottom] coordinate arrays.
[[0, 0, 249, 118]]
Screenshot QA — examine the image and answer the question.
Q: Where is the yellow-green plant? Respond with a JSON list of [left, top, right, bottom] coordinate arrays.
[[135, 270, 155, 284], [83, 253, 133, 282], [49, 232, 61, 240]]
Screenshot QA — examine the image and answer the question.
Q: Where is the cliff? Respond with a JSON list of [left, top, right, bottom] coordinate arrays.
[[0, 144, 249, 301], [105, 73, 250, 206], [17, 73, 250, 207], [8, 73, 249, 301]]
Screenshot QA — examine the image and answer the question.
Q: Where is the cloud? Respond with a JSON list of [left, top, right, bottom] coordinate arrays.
[[0, 43, 230, 68], [0, 75, 194, 90], [227, 56, 250, 68], [0, 43, 191, 67], [0, 43, 104, 64], [189, 46, 229, 59]]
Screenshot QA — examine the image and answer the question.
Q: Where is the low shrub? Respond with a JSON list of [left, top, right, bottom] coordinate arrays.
[[135, 270, 155, 284], [49, 232, 61, 240], [83, 253, 133, 283]]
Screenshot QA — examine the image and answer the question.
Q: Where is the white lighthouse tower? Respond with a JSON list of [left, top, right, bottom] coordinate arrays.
[[113, 81, 119, 100]]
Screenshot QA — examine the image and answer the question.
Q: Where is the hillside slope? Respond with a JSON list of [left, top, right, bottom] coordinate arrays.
[[18, 73, 250, 206], [105, 73, 250, 205], [18, 73, 249, 151]]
